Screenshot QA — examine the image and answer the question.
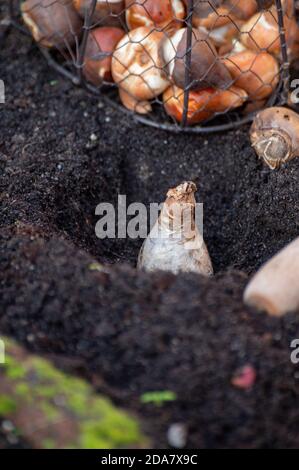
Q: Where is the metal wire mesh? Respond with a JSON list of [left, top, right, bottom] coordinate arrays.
[[9, 0, 293, 133]]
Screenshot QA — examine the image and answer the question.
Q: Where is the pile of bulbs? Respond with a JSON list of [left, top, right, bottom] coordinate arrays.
[[21, 0, 298, 124]]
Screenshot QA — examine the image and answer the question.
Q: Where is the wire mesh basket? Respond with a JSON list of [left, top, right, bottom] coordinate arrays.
[[9, 0, 293, 133]]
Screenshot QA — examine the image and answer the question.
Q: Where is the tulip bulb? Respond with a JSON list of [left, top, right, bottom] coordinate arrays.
[[73, 0, 125, 27], [240, 3, 299, 57], [118, 88, 152, 114], [242, 99, 267, 115], [250, 107, 299, 169], [230, 0, 259, 20], [163, 86, 213, 124], [137, 182, 213, 276], [22, 0, 82, 48], [83, 26, 124, 84], [205, 21, 244, 50], [244, 237, 299, 316], [163, 85, 247, 125], [223, 50, 279, 100], [183, 0, 258, 29], [125, 0, 185, 34], [240, 9, 280, 55], [111, 27, 170, 114], [160, 28, 232, 91]]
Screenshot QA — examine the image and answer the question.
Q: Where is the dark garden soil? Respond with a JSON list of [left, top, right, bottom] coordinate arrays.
[[1, 8, 299, 448]]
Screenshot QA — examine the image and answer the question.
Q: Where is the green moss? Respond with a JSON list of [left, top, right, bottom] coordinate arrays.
[[30, 358, 68, 384], [15, 382, 30, 398], [3, 355, 27, 380], [40, 402, 61, 422], [67, 390, 89, 416], [0, 395, 17, 415], [42, 438, 56, 449], [0, 337, 147, 449], [79, 410, 142, 449], [67, 390, 145, 448]]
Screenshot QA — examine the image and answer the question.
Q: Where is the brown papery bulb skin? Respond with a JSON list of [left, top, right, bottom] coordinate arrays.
[[73, 0, 125, 27], [250, 107, 299, 170], [161, 28, 232, 91], [163, 85, 247, 125], [125, 0, 185, 34], [22, 0, 82, 49], [112, 27, 170, 114], [83, 27, 124, 85], [244, 237, 299, 316], [137, 182, 213, 275], [223, 50, 279, 100]]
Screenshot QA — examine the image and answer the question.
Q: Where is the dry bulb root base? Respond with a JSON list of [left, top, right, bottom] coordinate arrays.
[[250, 107, 299, 169]]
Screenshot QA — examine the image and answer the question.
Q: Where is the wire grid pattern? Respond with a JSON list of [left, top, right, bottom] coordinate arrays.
[[9, 0, 291, 133]]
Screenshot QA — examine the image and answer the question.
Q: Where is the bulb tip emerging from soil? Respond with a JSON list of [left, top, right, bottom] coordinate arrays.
[[137, 181, 213, 276], [166, 181, 197, 201]]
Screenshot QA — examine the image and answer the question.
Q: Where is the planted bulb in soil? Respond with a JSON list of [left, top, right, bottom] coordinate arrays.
[[137, 182, 213, 276]]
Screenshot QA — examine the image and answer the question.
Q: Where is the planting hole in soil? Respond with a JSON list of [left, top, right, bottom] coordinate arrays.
[[1, 1, 299, 451]]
